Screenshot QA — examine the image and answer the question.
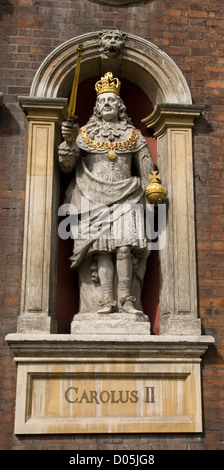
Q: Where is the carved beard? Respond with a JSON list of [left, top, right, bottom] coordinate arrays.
[[83, 96, 133, 141], [99, 122, 128, 141]]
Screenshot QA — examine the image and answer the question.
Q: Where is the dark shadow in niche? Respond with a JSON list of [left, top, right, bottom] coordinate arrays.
[[0, 104, 21, 136], [0, 0, 14, 20]]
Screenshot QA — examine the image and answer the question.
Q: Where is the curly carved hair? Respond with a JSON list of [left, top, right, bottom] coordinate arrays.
[[85, 95, 133, 138]]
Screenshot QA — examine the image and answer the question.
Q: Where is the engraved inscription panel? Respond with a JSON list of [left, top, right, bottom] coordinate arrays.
[[14, 360, 202, 434], [30, 374, 188, 420]]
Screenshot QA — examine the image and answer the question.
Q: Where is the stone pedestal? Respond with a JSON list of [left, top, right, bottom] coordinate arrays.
[[6, 334, 214, 434], [71, 312, 151, 335]]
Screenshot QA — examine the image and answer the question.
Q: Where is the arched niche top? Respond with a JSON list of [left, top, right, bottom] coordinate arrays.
[[30, 32, 192, 107]]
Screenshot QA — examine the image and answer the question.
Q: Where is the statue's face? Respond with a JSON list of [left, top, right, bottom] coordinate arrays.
[[98, 92, 119, 121]]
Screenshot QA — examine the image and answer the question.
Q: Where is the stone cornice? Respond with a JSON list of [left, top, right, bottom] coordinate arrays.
[[6, 333, 214, 360], [18, 95, 68, 121], [142, 103, 205, 137]]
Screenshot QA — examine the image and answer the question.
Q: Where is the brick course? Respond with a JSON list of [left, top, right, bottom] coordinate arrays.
[[0, 0, 224, 450]]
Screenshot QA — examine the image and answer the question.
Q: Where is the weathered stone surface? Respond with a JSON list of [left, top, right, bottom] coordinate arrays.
[[6, 333, 214, 434], [30, 32, 192, 106], [17, 34, 202, 337], [71, 312, 151, 335], [143, 104, 203, 335], [17, 97, 67, 333], [58, 77, 154, 319]]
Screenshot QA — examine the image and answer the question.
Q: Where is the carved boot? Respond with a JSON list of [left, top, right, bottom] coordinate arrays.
[[97, 254, 116, 314], [119, 295, 142, 314], [116, 247, 142, 315], [98, 298, 117, 314], [98, 284, 117, 313]]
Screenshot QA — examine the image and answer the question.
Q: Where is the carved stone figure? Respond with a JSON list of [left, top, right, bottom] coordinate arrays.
[[58, 72, 154, 317], [100, 30, 126, 58]]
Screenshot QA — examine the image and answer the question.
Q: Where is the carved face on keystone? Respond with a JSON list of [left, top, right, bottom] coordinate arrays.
[[100, 30, 126, 58]]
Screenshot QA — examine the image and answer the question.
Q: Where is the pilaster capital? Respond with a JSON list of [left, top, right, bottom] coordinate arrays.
[[18, 96, 68, 122], [142, 103, 204, 137]]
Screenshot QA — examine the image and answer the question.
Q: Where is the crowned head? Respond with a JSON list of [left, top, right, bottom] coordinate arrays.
[[95, 72, 121, 97]]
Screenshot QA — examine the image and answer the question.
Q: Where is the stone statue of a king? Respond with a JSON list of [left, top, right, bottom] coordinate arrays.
[[58, 72, 154, 318]]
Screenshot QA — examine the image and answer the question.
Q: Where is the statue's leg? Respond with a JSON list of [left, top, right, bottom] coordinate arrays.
[[97, 253, 116, 314], [116, 246, 142, 314]]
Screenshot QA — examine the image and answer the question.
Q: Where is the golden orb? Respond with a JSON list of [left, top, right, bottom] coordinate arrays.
[[145, 171, 165, 202], [145, 182, 166, 202]]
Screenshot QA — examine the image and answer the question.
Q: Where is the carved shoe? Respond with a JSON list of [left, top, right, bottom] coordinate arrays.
[[120, 296, 142, 315], [98, 300, 117, 314]]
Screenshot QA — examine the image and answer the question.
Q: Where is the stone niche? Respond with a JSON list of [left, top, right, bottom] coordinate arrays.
[[6, 31, 214, 434]]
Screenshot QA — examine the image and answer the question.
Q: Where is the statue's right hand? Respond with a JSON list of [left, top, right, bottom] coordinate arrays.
[[61, 121, 79, 142]]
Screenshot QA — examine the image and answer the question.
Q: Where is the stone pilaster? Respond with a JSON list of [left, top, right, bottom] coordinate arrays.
[[143, 104, 204, 335], [17, 97, 67, 333]]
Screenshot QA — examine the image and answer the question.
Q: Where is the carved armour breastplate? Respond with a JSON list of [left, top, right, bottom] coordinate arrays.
[[84, 151, 133, 182]]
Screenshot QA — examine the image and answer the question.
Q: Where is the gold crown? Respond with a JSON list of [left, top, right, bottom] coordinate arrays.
[[95, 72, 121, 96]]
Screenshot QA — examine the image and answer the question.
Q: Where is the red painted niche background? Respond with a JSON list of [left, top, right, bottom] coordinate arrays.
[[56, 76, 160, 334]]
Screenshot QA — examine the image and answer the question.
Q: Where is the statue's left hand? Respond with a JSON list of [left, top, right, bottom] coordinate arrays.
[[61, 121, 79, 142]]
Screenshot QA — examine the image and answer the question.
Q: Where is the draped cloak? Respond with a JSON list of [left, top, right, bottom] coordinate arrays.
[[62, 127, 153, 269]]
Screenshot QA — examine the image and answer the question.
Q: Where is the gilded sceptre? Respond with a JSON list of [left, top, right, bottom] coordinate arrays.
[[65, 44, 84, 141]]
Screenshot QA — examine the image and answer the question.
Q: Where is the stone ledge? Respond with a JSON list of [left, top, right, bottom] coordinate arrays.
[[6, 333, 214, 360], [18, 95, 68, 121]]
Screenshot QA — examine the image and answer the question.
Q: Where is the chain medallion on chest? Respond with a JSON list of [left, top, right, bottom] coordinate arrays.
[[80, 126, 139, 160]]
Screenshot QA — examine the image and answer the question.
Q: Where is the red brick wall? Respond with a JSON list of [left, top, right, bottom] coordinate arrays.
[[0, 0, 223, 450]]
